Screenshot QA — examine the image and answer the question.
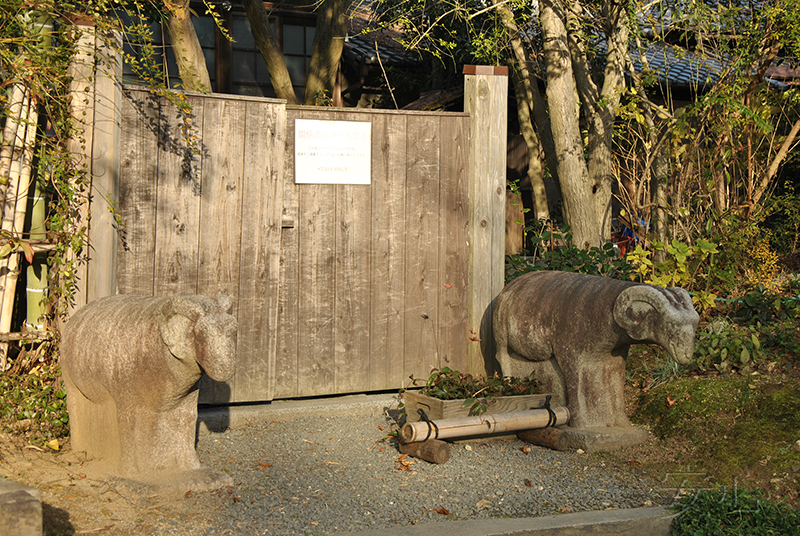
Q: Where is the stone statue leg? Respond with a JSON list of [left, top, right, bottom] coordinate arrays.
[[528, 358, 566, 408], [152, 392, 203, 471], [63, 372, 120, 464], [561, 353, 629, 428]]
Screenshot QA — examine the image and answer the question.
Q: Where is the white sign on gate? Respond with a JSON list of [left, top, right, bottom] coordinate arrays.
[[294, 119, 371, 184]]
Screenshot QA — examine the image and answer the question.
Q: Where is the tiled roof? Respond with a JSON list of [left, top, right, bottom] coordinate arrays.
[[343, 0, 796, 91], [345, 1, 417, 66], [631, 42, 729, 91]]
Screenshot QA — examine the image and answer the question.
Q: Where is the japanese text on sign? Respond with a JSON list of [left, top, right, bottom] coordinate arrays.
[[294, 119, 371, 184]]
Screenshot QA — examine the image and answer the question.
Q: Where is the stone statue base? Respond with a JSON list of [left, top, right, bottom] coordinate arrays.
[[112, 468, 233, 496], [518, 425, 649, 452]]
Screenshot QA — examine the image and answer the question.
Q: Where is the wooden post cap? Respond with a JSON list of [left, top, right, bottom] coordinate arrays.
[[463, 65, 509, 76]]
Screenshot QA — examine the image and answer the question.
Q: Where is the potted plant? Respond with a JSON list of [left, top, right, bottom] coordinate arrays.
[[401, 367, 549, 423]]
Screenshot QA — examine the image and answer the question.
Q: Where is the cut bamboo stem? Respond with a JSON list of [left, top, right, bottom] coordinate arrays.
[[399, 407, 570, 444]]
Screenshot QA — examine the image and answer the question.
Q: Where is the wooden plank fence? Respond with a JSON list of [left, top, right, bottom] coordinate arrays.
[[72, 61, 507, 404]]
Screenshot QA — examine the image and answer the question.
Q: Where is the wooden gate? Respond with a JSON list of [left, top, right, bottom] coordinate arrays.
[[275, 107, 471, 399], [113, 89, 475, 403]]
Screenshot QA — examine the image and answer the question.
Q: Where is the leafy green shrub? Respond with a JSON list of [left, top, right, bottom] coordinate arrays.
[[693, 319, 766, 374], [506, 223, 632, 282], [0, 363, 69, 444], [731, 287, 800, 324], [757, 319, 800, 364], [671, 487, 800, 536]]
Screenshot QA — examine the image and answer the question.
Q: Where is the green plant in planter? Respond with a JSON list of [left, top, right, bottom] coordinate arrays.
[[401, 367, 539, 416]]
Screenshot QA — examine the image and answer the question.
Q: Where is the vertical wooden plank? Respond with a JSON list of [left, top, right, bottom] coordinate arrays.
[[404, 115, 441, 379], [116, 89, 159, 296], [505, 190, 524, 255], [86, 31, 122, 302], [275, 109, 301, 399], [230, 100, 285, 403], [64, 26, 96, 315], [196, 97, 245, 299], [465, 68, 508, 377], [368, 114, 407, 391], [195, 96, 245, 404], [297, 178, 337, 395], [153, 96, 204, 296], [334, 114, 372, 393], [438, 115, 471, 373]]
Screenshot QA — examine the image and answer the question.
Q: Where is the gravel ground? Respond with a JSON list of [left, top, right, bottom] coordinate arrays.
[[163, 394, 674, 536]]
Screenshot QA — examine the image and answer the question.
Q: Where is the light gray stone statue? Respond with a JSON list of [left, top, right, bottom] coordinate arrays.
[[493, 271, 699, 438], [60, 294, 237, 493]]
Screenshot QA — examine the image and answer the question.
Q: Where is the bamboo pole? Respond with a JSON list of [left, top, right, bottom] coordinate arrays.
[[399, 407, 570, 444], [25, 12, 52, 333], [0, 85, 38, 370], [26, 179, 48, 330]]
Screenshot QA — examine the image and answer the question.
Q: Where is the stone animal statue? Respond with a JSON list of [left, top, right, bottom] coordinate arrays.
[[60, 294, 237, 492], [493, 271, 699, 429]]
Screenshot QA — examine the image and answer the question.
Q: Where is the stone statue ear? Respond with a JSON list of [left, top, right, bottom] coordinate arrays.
[[159, 298, 205, 363], [614, 286, 665, 341], [215, 294, 234, 314]]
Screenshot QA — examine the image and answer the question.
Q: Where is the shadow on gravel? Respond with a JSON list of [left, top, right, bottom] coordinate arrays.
[[43, 502, 75, 536]]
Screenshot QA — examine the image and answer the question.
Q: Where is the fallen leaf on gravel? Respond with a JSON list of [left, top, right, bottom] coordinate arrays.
[[46, 439, 60, 451], [561, 507, 574, 513], [476, 499, 492, 509], [627, 459, 643, 466], [524, 479, 532, 487], [394, 454, 415, 471], [521, 444, 531, 454], [433, 506, 450, 515], [259, 462, 272, 469]]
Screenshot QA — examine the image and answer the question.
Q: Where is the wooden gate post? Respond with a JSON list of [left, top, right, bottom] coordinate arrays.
[[463, 65, 508, 377], [67, 21, 121, 315]]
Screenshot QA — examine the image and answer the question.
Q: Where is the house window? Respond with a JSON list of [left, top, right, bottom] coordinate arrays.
[[121, 3, 315, 101]]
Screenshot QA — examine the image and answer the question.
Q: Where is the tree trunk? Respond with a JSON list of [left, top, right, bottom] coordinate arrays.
[[540, 0, 598, 248], [494, 0, 550, 221], [164, 0, 212, 92], [242, 0, 300, 104], [566, 0, 628, 243], [305, 0, 351, 105], [492, 0, 561, 202], [509, 68, 549, 221]]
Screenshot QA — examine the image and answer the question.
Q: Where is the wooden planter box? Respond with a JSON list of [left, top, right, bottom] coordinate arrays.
[[403, 390, 553, 423]]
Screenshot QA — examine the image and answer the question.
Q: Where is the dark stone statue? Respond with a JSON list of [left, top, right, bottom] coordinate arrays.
[[493, 271, 699, 449]]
